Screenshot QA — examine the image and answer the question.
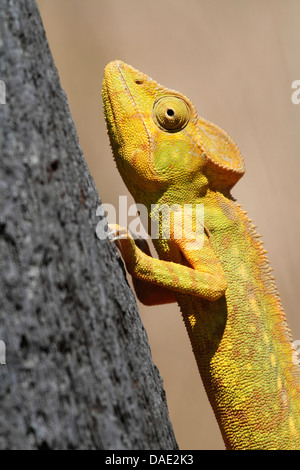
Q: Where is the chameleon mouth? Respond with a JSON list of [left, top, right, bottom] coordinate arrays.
[[102, 60, 152, 161], [103, 61, 161, 188], [103, 61, 139, 112], [104, 60, 151, 139], [103, 61, 146, 117]]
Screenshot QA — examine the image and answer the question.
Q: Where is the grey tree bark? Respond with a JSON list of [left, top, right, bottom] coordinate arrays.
[[0, 0, 178, 450]]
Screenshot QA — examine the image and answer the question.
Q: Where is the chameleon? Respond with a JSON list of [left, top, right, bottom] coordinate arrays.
[[102, 60, 300, 450]]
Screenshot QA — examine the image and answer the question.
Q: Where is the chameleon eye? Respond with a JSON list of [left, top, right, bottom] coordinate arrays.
[[153, 96, 190, 132]]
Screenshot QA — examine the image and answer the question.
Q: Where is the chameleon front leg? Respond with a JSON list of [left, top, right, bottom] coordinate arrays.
[[109, 225, 176, 305], [132, 238, 177, 305], [109, 225, 227, 302]]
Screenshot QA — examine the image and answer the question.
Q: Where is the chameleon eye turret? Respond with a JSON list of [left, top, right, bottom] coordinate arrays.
[[152, 96, 190, 132]]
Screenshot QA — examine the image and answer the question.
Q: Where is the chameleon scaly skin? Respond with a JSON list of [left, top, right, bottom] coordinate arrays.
[[102, 60, 300, 449]]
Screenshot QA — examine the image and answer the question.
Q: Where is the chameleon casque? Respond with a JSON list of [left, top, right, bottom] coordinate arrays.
[[102, 60, 300, 449]]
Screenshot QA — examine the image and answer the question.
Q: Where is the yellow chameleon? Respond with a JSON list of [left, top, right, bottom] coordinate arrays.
[[102, 60, 300, 449]]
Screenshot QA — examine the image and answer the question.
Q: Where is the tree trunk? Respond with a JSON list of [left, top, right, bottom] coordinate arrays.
[[0, 0, 177, 450]]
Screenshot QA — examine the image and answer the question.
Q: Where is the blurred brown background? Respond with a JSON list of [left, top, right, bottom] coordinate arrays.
[[36, 0, 300, 450]]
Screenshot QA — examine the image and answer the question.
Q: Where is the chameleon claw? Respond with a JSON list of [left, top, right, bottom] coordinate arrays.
[[108, 224, 131, 240], [109, 233, 131, 243], [107, 224, 137, 261]]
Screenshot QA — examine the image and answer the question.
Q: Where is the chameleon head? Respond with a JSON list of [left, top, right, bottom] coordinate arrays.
[[102, 61, 245, 201]]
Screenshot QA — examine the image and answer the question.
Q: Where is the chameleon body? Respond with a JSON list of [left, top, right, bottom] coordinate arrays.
[[102, 60, 300, 449]]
